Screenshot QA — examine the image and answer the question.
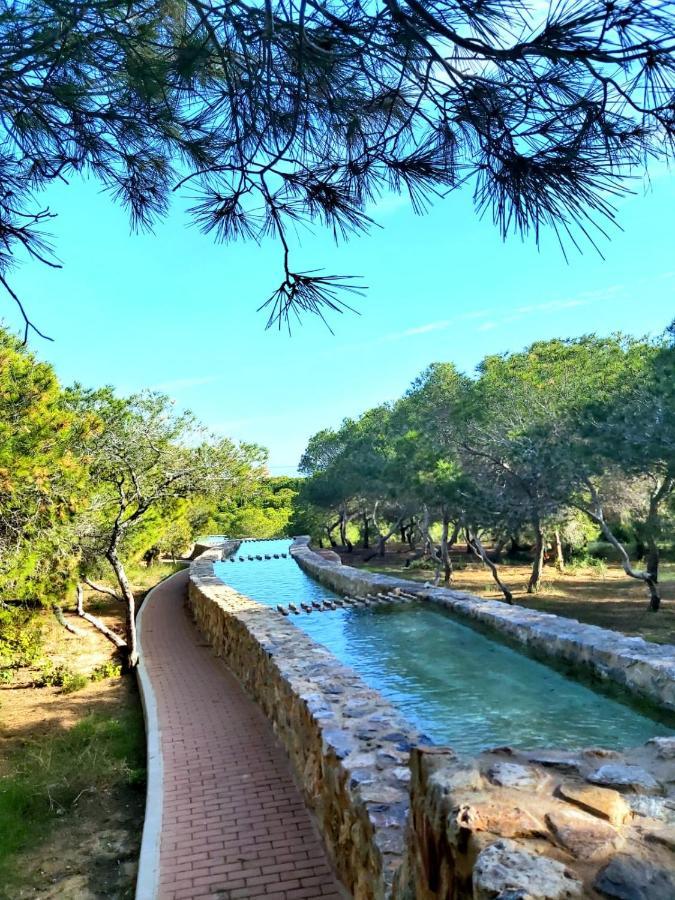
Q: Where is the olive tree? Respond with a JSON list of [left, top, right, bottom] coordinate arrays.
[[564, 333, 675, 610]]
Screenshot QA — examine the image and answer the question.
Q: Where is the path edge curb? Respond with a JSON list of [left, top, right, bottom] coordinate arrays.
[[134, 569, 184, 899]]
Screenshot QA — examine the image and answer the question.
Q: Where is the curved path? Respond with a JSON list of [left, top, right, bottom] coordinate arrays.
[[136, 569, 347, 900]]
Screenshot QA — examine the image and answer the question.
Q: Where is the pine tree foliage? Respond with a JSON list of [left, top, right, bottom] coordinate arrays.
[[2, 0, 675, 332]]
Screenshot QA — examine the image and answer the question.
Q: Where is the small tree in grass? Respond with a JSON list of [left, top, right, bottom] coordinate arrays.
[[564, 331, 675, 611], [67, 387, 263, 666]]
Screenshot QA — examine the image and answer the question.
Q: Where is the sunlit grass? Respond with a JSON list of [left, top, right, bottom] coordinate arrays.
[[0, 708, 145, 894]]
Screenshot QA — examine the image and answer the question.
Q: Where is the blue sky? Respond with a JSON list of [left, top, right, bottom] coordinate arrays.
[[6, 170, 674, 475]]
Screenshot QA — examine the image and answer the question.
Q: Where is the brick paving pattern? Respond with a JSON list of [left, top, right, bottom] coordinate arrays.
[[139, 570, 347, 900]]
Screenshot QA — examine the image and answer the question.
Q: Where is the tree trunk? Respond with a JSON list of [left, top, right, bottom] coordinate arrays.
[[53, 605, 85, 636], [339, 507, 354, 552], [421, 506, 432, 557], [362, 512, 370, 549], [75, 585, 127, 650], [407, 518, 417, 550], [600, 520, 661, 611], [553, 529, 565, 572], [326, 517, 340, 548], [440, 513, 457, 584], [507, 532, 523, 558], [578, 482, 662, 612], [106, 549, 139, 667], [646, 539, 659, 583], [492, 536, 506, 564], [466, 528, 513, 604], [528, 520, 545, 593], [372, 507, 404, 558]]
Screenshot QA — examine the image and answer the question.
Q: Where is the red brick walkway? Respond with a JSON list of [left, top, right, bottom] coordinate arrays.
[[138, 570, 347, 900]]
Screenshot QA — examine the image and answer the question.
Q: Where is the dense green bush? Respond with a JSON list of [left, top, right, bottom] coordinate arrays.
[[0, 606, 44, 680]]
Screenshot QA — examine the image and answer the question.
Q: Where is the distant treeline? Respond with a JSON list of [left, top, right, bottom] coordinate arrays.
[[292, 328, 675, 611]]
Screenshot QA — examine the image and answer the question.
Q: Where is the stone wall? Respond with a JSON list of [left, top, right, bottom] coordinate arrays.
[[192, 540, 675, 899], [394, 740, 675, 899], [188, 545, 421, 899], [291, 538, 675, 714], [290, 539, 675, 899]]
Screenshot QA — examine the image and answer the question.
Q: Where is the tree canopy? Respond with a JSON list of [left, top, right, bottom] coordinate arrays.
[[297, 328, 675, 610], [0, 325, 281, 668], [0, 329, 88, 601], [3, 0, 675, 335]]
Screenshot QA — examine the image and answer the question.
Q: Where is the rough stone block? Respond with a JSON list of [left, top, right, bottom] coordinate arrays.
[[473, 838, 583, 899], [643, 823, 675, 852], [557, 783, 630, 826], [647, 736, 675, 759], [485, 762, 549, 791], [455, 801, 546, 839], [545, 807, 622, 860], [594, 854, 675, 900], [625, 794, 675, 823], [587, 764, 660, 795]]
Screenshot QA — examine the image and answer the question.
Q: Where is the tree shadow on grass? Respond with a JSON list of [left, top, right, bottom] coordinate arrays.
[[0, 676, 145, 900]]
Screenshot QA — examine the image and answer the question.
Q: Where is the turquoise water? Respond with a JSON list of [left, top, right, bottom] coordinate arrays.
[[214, 540, 674, 755], [216, 539, 343, 606]]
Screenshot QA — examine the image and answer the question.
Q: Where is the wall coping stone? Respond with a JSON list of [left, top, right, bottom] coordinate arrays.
[[290, 537, 675, 714]]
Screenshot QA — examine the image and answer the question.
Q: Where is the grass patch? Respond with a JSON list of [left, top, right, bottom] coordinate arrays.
[[0, 705, 146, 894], [127, 561, 186, 597]]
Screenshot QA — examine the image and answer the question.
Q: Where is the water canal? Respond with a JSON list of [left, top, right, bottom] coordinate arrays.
[[214, 539, 674, 756]]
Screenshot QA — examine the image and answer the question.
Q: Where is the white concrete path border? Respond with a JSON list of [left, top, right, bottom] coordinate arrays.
[[134, 570, 184, 899]]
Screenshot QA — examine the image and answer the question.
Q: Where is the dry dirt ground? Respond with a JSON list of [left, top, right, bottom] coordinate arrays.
[[341, 545, 675, 645], [0, 566, 180, 900]]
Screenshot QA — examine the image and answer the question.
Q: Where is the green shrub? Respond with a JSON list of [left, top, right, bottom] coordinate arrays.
[[0, 605, 44, 671], [568, 553, 608, 575], [406, 557, 435, 571], [90, 661, 122, 682], [36, 663, 88, 693], [587, 540, 638, 562], [60, 672, 89, 693]]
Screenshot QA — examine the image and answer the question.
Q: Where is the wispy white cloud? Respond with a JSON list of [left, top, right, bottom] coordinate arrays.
[[209, 412, 292, 434], [381, 309, 494, 343], [478, 321, 498, 331], [401, 320, 452, 337]]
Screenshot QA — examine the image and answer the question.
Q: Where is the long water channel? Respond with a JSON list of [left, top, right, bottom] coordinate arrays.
[[213, 539, 674, 756]]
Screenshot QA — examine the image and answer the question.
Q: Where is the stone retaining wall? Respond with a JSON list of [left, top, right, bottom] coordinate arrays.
[[393, 740, 675, 899], [291, 538, 675, 714], [290, 539, 675, 898], [192, 540, 675, 899], [188, 545, 421, 899]]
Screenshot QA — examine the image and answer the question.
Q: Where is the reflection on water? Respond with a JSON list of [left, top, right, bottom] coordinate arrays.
[[214, 539, 674, 755]]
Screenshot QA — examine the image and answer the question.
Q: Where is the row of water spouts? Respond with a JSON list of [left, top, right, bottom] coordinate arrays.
[[228, 553, 288, 562], [274, 588, 419, 616]]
